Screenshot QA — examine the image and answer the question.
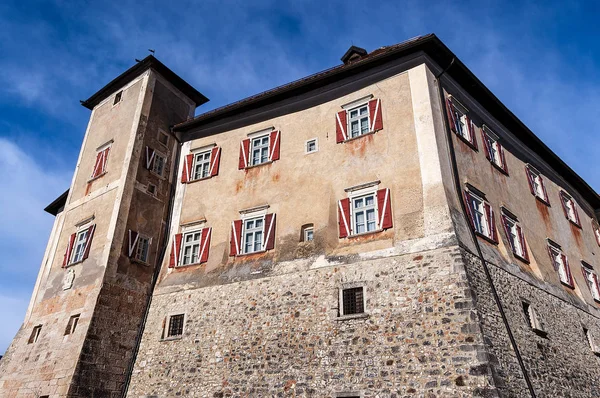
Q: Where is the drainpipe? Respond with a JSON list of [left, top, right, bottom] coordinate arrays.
[[435, 59, 537, 398]]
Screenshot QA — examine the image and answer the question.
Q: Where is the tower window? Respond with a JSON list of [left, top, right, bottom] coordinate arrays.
[[113, 90, 123, 105], [65, 314, 80, 335], [28, 325, 42, 344]]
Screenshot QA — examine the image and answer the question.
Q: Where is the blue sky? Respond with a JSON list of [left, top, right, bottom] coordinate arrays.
[[1, 0, 599, 354]]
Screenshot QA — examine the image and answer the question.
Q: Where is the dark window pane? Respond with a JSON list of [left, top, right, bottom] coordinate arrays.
[[342, 287, 364, 315], [167, 314, 185, 337]]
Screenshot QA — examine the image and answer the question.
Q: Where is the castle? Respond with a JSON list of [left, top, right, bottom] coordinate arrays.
[[1, 34, 600, 397]]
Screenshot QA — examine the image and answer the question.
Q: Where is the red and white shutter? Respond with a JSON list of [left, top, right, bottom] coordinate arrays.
[[525, 167, 536, 196], [516, 224, 529, 262], [562, 253, 574, 287], [145, 146, 156, 170], [199, 227, 212, 263], [128, 230, 139, 257], [540, 176, 549, 203], [481, 131, 492, 161], [573, 203, 581, 226], [484, 202, 497, 242], [62, 233, 76, 267], [338, 198, 351, 238], [230, 220, 243, 256], [81, 224, 96, 261], [445, 98, 457, 133], [377, 188, 393, 230], [181, 154, 194, 183], [91, 151, 104, 178], [209, 147, 221, 177], [593, 273, 600, 301], [501, 215, 514, 253], [368, 99, 383, 132], [268, 130, 281, 162], [559, 193, 570, 220], [169, 233, 182, 268], [336, 110, 348, 143], [499, 145, 508, 173], [238, 139, 250, 169], [466, 116, 478, 149], [463, 191, 476, 229], [263, 214, 276, 251]]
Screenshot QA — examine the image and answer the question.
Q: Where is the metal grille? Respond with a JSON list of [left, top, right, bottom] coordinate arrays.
[[342, 287, 364, 315], [167, 314, 185, 337]]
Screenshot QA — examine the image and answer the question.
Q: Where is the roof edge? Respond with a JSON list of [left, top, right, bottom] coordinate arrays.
[[44, 189, 69, 216]]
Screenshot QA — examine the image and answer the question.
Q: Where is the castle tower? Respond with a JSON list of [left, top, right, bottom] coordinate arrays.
[[0, 57, 207, 397]]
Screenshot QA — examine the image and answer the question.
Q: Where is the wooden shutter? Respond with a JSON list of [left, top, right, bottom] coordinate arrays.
[[268, 131, 280, 161], [199, 228, 212, 263], [499, 146, 508, 173], [81, 224, 96, 261], [263, 214, 276, 251], [377, 188, 392, 230], [481, 131, 491, 161], [145, 146, 156, 170], [181, 154, 194, 183], [368, 98, 383, 132], [547, 245, 558, 271], [445, 98, 457, 133], [501, 215, 514, 252], [62, 233, 76, 267], [238, 139, 250, 169], [559, 192, 573, 221], [516, 224, 529, 262], [128, 230, 139, 257], [484, 202, 497, 242], [593, 273, 600, 301], [209, 147, 221, 177], [91, 151, 104, 178], [230, 220, 243, 256], [594, 222, 600, 246], [562, 253, 574, 287], [573, 203, 581, 226], [525, 167, 536, 196], [463, 191, 475, 229], [169, 233, 182, 268], [540, 176, 549, 203], [336, 110, 348, 143], [465, 116, 478, 149], [338, 198, 351, 238]]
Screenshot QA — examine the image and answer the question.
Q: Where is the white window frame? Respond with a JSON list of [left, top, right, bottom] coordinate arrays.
[[449, 98, 472, 143], [482, 126, 504, 168], [522, 302, 545, 334], [134, 235, 151, 264], [65, 314, 80, 336], [112, 90, 123, 106], [164, 313, 186, 339], [594, 223, 600, 247], [192, 150, 212, 181], [467, 192, 490, 238], [250, 134, 270, 166], [584, 327, 600, 355], [181, 230, 203, 266], [526, 166, 548, 202], [304, 227, 314, 242], [243, 216, 265, 254], [560, 191, 579, 225], [548, 242, 570, 286], [503, 213, 525, 259], [305, 138, 318, 154], [70, 227, 90, 264], [151, 151, 167, 178], [582, 263, 600, 302], [28, 325, 42, 344], [350, 193, 378, 235]]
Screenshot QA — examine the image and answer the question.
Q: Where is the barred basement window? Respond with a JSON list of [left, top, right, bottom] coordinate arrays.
[[341, 287, 365, 316], [522, 302, 545, 335], [113, 90, 122, 105], [167, 314, 185, 338], [64, 314, 80, 335], [28, 325, 42, 344]]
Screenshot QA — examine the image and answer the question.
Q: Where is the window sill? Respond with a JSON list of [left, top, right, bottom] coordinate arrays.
[[489, 161, 509, 176], [533, 328, 548, 338], [235, 249, 267, 257], [186, 175, 212, 184], [567, 219, 582, 229], [160, 336, 183, 342], [87, 172, 107, 183], [342, 130, 377, 143], [560, 280, 575, 289], [130, 258, 150, 267], [149, 170, 167, 180], [533, 195, 551, 207], [175, 261, 207, 268], [65, 259, 85, 268], [513, 253, 530, 264], [474, 232, 498, 245], [347, 229, 387, 239], [336, 313, 369, 321], [243, 160, 274, 170], [455, 133, 478, 151]]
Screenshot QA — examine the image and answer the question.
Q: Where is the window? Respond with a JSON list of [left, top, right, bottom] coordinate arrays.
[[71, 229, 89, 264], [547, 241, 574, 287], [147, 183, 157, 196], [63, 224, 96, 267], [304, 227, 314, 242], [525, 166, 549, 203], [341, 287, 365, 316], [335, 97, 382, 143], [166, 314, 185, 338], [338, 187, 392, 238], [594, 222, 600, 247], [522, 302, 545, 335], [243, 217, 264, 254], [169, 228, 212, 267], [446, 97, 477, 148], [28, 325, 42, 344], [464, 190, 497, 242], [158, 130, 169, 146], [152, 153, 166, 177], [584, 327, 600, 355], [64, 314, 80, 336], [91, 145, 111, 180], [501, 211, 529, 262], [582, 263, 600, 302], [182, 230, 202, 265], [482, 127, 507, 173], [193, 150, 211, 180], [251, 135, 270, 166], [239, 130, 280, 169], [135, 236, 150, 263], [113, 90, 122, 105], [229, 211, 276, 256], [306, 138, 318, 154], [560, 191, 581, 227], [348, 104, 370, 138]]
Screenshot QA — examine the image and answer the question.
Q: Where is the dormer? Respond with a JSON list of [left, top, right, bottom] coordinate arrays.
[[341, 45, 368, 65]]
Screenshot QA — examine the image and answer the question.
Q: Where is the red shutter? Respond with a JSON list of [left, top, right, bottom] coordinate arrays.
[[525, 167, 536, 196], [128, 230, 139, 257], [145, 146, 156, 170], [463, 191, 475, 229], [101, 147, 110, 174], [238, 139, 250, 169], [559, 192, 570, 220], [573, 204, 581, 226], [81, 224, 96, 261], [368, 99, 383, 132], [91, 151, 104, 178], [481, 131, 491, 161], [62, 233, 77, 267], [268, 130, 281, 162], [199, 228, 211, 263], [336, 110, 348, 143], [547, 245, 558, 271], [466, 116, 478, 149], [338, 198, 351, 238], [484, 202, 497, 242], [263, 214, 276, 251], [540, 176, 549, 203], [501, 215, 514, 252], [445, 98, 457, 133], [594, 223, 600, 246], [181, 154, 194, 183], [230, 220, 243, 256], [593, 274, 600, 300], [377, 188, 393, 230], [499, 145, 508, 173], [562, 254, 574, 287], [169, 233, 182, 267], [516, 224, 529, 262], [209, 147, 221, 177]]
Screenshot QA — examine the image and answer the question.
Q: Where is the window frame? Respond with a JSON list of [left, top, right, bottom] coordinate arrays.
[[151, 151, 167, 178], [304, 227, 314, 242], [181, 230, 203, 266], [584, 327, 600, 355], [112, 90, 123, 106], [582, 262, 600, 302], [346, 102, 371, 139], [64, 314, 80, 336], [242, 216, 266, 255], [28, 325, 42, 344], [559, 191, 581, 227], [163, 313, 186, 340], [350, 192, 379, 235], [191, 150, 212, 181], [501, 210, 529, 262], [525, 165, 550, 204], [249, 134, 271, 167], [464, 189, 497, 242], [337, 282, 368, 319], [448, 97, 477, 149], [305, 138, 318, 154], [134, 235, 151, 264], [594, 221, 600, 247], [482, 126, 507, 173], [547, 241, 574, 288], [157, 129, 169, 147], [70, 228, 90, 265], [521, 301, 546, 336], [146, 182, 157, 196]]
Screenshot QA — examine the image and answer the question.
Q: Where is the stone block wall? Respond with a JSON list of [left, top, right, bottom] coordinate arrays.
[[127, 246, 499, 397]]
